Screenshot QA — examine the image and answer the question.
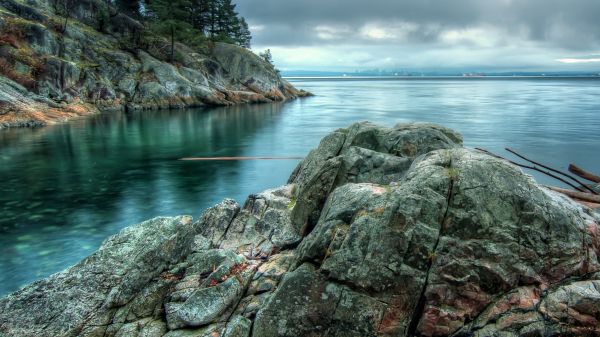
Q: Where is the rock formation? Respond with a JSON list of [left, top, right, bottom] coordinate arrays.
[[0, 0, 309, 128], [1, 122, 600, 337]]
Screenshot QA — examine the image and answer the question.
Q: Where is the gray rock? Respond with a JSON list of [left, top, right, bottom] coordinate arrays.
[[289, 121, 462, 237], [252, 263, 343, 337], [1, 122, 599, 337], [197, 199, 241, 248], [0, 0, 309, 127], [139, 320, 168, 337], [222, 316, 252, 337], [166, 277, 244, 329], [211, 43, 310, 100], [162, 324, 223, 337], [0, 216, 197, 337]]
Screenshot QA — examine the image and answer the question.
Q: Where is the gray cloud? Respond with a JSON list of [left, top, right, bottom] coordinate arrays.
[[235, 0, 600, 70]]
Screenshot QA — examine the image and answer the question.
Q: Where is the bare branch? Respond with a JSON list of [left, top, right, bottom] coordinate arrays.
[[474, 148, 587, 193], [505, 148, 598, 195]]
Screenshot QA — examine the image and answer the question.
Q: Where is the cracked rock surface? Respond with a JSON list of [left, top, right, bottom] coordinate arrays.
[[2, 122, 600, 337]]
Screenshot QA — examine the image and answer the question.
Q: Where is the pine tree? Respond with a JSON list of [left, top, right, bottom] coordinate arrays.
[[259, 49, 273, 65], [147, 0, 194, 62], [206, 0, 219, 38], [114, 0, 141, 18], [189, 0, 210, 33], [135, 0, 252, 50], [217, 0, 238, 39], [237, 17, 251, 48]]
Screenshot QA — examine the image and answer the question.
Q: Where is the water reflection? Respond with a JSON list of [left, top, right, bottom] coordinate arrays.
[[0, 103, 297, 295], [1, 78, 600, 296]]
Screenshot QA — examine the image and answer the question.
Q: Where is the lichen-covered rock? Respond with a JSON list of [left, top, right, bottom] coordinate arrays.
[[0, 216, 198, 337], [288, 121, 463, 236], [2, 122, 600, 337], [166, 276, 245, 329]]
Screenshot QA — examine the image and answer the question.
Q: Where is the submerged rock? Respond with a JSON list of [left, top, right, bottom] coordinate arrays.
[[1, 122, 600, 337]]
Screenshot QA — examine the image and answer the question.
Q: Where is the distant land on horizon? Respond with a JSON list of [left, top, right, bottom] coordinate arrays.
[[282, 70, 600, 78]]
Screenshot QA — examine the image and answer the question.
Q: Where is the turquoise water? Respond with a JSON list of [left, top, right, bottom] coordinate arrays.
[[1, 77, 599, 296]]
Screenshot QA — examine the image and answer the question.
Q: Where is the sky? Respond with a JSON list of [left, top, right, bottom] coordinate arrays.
[[235, 0, 600, 72]]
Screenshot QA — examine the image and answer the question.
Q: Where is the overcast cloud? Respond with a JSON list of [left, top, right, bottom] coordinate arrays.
[[235, 0, 600, 71]]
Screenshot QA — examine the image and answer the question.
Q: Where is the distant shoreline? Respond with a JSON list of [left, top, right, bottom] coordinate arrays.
[[285, 75, 600, 80]]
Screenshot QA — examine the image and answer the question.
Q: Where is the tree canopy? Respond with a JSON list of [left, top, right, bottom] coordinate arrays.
[[112, 0, 252, 49]]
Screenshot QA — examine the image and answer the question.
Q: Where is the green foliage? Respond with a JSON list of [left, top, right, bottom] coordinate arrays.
[[237, 17, 251, 48], [446, 167, 460, 180], [129, 0, 251, 49], [287, 197, 297, 210], [113, 0, 141, 19], [259, 49, 280, 73], [146, 0, 195, 62], [96, 4, 111, 32], [198, 0, 251, 47], [259, 49, 274, 65]]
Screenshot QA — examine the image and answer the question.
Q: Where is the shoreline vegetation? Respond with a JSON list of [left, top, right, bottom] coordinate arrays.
[[1, 122, 599, 336], [0, 0, 310, 129]]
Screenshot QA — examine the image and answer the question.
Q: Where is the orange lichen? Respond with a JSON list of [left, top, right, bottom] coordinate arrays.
[[0, 33, 19, 48], [0, 19, 25, 48], [159, 272, 183, 281], [206, 262, 250, 288], [0, 98, 98, 128], [0, 58, 36, 89]]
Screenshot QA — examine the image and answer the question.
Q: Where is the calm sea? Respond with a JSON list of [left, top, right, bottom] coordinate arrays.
[[0, 77, 599, 295]]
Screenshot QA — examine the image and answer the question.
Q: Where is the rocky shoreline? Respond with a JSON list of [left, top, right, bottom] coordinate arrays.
[[0, 0, 310, 129], [1, 122, 599, 337]]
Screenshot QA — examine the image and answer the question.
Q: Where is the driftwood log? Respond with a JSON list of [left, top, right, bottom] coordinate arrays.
[[179, 156, 304, 161], [544, 186, 600, 204], [569, 164, 600, 184]]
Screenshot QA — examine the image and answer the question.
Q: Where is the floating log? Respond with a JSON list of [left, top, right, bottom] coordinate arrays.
[[568, 164, 600, 184], [179, 156, 304, 161], [544, 185, 600, 204]]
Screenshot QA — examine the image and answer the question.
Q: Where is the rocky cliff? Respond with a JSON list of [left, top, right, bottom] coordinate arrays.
[[0, 0, 309, 129], [2, 122, 600, 337]]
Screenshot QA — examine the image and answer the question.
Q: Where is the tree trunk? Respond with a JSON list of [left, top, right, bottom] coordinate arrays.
[[170, 25, 174, 63]]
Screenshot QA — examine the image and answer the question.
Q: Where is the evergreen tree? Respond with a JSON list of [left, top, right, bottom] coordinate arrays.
[[237, 17, 251, 48], [118, 0, 252, 51], [259, 49, 273, 65], [189, 0, 210, 33], [114, 0, 141, 18], [217, 0, 238, 39], [147, 0, 194, 62], [205, 0, 218, 38]]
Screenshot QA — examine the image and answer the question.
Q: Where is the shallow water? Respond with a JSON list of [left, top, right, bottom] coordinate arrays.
[[1, 77, 599, 296]]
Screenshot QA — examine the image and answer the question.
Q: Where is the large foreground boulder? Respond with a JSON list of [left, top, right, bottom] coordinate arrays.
[[1, 122, 599, 337]]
